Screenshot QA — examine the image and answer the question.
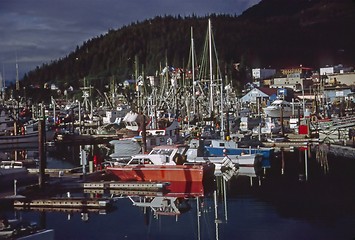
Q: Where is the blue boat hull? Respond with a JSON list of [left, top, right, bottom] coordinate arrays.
[[205, 147, 273, 160]]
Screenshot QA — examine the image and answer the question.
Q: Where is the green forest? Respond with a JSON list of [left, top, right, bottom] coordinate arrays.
[[11, 0, 355, 103]]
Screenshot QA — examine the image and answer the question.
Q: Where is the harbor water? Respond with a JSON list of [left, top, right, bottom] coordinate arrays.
[[1, 143, 355, 240]]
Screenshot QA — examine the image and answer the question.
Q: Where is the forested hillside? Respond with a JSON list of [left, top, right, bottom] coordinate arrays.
[[18, 0, 355, 102]]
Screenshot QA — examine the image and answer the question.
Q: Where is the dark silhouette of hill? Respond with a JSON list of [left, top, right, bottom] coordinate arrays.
[[18, 0, 355, 102]]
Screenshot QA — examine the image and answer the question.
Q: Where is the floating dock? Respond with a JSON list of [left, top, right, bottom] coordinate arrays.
[[13, 198, 112, 209], [12, 181, 170, 211], [83, 181, 169, 191]]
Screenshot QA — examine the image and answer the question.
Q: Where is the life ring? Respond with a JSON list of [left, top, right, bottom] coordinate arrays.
[[311, 115, 317, 123]]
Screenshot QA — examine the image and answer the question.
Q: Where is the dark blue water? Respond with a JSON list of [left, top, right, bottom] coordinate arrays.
[[1, 145, 355, 240]]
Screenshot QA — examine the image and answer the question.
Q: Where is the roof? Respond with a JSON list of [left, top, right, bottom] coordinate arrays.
[[257, 87, 278, 96]]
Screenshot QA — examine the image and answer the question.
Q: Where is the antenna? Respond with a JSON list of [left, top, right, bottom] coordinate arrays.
[[0, 71, 2, 97], [2, 63, 5, 89], [16, 54, 19, 91]]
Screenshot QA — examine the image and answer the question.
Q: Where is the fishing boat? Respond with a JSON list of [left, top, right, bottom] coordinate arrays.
[[97, 110, 140, 138], [132, 140, 259, 177], [262, 99, 297, 118], [133, 118, 182, 152], [105, 144, 215, 183], [0, 131, 52, 146], [184, 138, 263, 177], [0, 110, 14, 133], [188, 138, 273, 161], [0, 120, 56, 147], [108, 138, 142, 162], [186, 147, 261, 171]]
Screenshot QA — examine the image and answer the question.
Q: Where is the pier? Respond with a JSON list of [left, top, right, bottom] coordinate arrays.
[[13, 198, 112, 209], [83, 181, 169, 191], [55, 133, 121, 145]]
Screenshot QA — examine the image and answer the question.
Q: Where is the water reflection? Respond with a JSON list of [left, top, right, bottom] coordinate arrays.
[[1, 144, 355, 239], [3, 174, 230, 239]]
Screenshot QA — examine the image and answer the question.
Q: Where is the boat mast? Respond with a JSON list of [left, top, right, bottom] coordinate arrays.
[[220, 74, 224, 139], [191, 27, 196, 115], [0, 71, 3, 101], [15, 54, 19, 91], [1, 64, 5, 100], [208, 19, 214, 117]]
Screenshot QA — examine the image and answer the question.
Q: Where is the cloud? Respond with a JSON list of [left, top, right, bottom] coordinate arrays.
[[0, 0, 261, 83]]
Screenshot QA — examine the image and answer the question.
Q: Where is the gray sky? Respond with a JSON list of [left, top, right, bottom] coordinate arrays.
[[0, 0, 261, 84]]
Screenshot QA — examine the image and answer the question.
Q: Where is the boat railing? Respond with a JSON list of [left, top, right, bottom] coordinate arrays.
[[0, 160, 25, 169]]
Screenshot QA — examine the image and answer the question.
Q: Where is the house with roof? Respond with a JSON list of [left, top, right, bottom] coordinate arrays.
[[240, 87, 278, 104], [240, 87, 298, 105], [268, 66, 314, 92]]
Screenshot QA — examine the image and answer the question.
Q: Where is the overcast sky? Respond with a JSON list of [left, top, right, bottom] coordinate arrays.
[[0, 0, 261, 84]]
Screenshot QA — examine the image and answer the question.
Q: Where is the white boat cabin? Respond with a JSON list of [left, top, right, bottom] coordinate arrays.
[[189, 138, 238, 149], [126, 154, 175, 165]]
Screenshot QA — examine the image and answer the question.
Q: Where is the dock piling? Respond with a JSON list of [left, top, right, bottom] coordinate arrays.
[[281, 147, 285, 175], [14, 179, 17, 196], [38, 108, 46, 189], [304, 145, 308, 181]]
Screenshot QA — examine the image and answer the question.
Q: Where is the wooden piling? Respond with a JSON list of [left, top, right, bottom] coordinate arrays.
[[142, 113, 147, 153], [281, 147, 285, 175], [38, 114, 46, 189]]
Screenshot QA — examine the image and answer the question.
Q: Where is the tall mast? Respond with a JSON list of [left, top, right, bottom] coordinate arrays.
[[191, 27, 196, 115], [15, 55, 19, 91], [1, 64, 5, 91], [0, 72, 2, 100], [208, 19, 214, 117]]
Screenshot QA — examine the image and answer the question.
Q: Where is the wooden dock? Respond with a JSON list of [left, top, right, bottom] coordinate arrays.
[[262, 139, 311, 152], [55, 133, 121, 144], [14, 205, 111, 214], [83, 181, 169, 191], [11, 181, 169, 211], [13, 198, 112, 209]]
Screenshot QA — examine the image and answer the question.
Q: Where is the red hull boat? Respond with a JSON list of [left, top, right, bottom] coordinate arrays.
[[106, 163, 215, 183], [106, 144, 215, 184]]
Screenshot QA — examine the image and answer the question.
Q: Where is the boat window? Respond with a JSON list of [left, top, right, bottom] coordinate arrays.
[[129, 158, 141, 165], [204, 140, 212, 146], [151, 149, 173, 156], [219, 143, 225, 147], [143, 158, 153, 164], [150, 149, 158, 154]]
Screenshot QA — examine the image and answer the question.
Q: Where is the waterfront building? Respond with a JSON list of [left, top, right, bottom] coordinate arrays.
[[251, 68, 276, 87], [240, 87, 275, 105]]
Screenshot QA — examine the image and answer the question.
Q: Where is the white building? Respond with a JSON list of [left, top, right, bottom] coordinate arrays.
[[271, 74, 303, 91], [240, 87, 277, 104], [320, 64, 353, 76], [320, 67, 334, 76], [326, 73, 355, 86], [252, 68, 276, 80]]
